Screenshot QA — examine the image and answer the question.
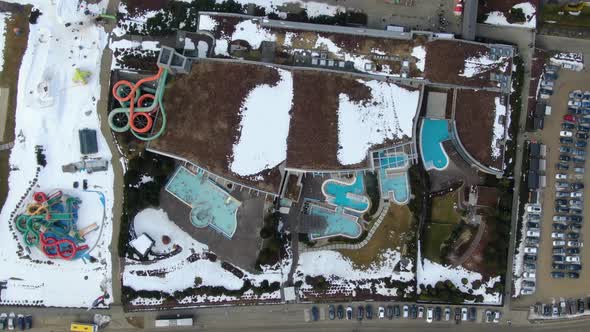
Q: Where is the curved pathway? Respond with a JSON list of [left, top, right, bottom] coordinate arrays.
[[451, 221, 486, 268]]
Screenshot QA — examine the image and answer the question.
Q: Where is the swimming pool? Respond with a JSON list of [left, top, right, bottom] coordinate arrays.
[[420, 118, 450, 171], [380, 170, 410, 205], [166, 166, 240, 238], [374, 151, 408, 170], [322, 173, 370, 213], [309, 204, 362, 240]]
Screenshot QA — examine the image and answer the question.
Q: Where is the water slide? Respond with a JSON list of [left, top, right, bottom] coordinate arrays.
[[108, 67, 169, 141]]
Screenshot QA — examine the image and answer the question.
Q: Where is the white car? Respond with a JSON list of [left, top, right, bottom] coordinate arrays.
[[553, 215, 568, 222], [521, 288, 535, 295], [378, 306, 385, 319], [568, 241, 582, 247], [566, 256, 581, 263], [444, 307, 451, 321], [524, 247, 538, 254], [561, 130, 574, 137], [346, 306, 352, 320], [403, 305, 409, 318], [551, 232, 565, 239], [553, 240, 566, 246], [527, 230, 541, 238], [493, 311, 501, 323], [555, 173, 568, 180], [8, 313, 14, 331], [418, 306, 424, 318], [526, 205, 542, 213], [523, 272, 536, 279], [426, 307, 433, 323], [571, 191, 584, 198], [461, 307, 468, 321]]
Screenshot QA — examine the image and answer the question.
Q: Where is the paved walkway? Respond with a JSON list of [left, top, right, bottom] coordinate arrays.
[[300, 203, 390, 252], [451, 221, 486, 267]]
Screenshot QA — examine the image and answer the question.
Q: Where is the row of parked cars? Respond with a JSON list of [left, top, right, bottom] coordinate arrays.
[[521, 204, 542, 295], [310, 304, 501, 324], [533, 297, 589, 318], [0, 313, 32, 330], [553, 90, 588, 278]]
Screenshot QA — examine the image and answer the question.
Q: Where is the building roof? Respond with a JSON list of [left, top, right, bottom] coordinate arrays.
[[78, 129, 98, 155], [529, 143, 541, 159], [129, 233, 154, 258], [527, 170, 539, 190]]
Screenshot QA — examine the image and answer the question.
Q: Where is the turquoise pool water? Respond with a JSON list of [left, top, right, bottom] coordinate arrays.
[[420, 119, 450, 171], [376, 152, 407, 169], [309, 205, 362, 239], [166, 167, 240, 238], [322, 173, 370, 212], [380, 171, 410, 204]]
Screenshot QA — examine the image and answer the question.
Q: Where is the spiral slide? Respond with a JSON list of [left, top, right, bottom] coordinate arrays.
[[108, 67, 169, 141]]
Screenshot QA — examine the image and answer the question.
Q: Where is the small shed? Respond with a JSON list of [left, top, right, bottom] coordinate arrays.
[[129, 233, 155, 258], [527, 170, 539, 190], [79, 129, 98, 155]]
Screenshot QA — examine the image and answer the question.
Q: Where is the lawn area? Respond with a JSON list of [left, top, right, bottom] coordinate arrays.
[[422, 223, 454, 264], [540, 4, 590, 28], [338, 204, 413, 268], [0, 7, 32, 207], [430, 191, 461, 224]]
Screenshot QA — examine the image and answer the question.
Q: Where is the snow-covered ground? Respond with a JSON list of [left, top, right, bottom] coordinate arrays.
[[295, 249, 414, 299], [0, 12, 10, 72], [491, 97, 508, 159], [124, 208, 291, 306], [0, 0, 113, 308], [337, 80, 420, 165], [484, 2, 536, 29], [417, 243, 502, 304], [460, 52, 509, 78], [230, 68, 293, 176]]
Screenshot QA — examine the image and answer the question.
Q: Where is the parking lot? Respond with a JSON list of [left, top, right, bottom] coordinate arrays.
[[515, 66, 590, 307]]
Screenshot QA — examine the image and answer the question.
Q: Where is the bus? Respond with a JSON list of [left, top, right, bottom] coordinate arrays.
[[70, 323, 98, 332], [154, 315, 194, 327]]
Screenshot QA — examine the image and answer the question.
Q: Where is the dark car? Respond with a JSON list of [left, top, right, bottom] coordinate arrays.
[[365, 304, 373, 320], [357, 306, 364, 321], [543, 305, 551, 316], [553, 255, 565, 262], [574, 156, 586, 163], [568, 272, 580, 279], [386, 305, 393, 319], [346, 306, 353, 320], [567, 248, 581, 254], [551, 271, 565, 278], [552, 263, 566, 270], [577, 132, 589, 139], [555, 206, 570, 214], [563, 122, 576, 130], [570, 215, 583, 223], [553, 223, 568, 231], [311, 306, 319, 321], [17, 315, 24, 331], [411, 305, 418, 319], [567, 232, 580, 240], [561, 137, 574, 144], [24, 315, 32, 330], [329, 305, 335, 320], [572, 182, 585, 190], [560, 154, 571, 161], [553, 247, 566, 255], [576, 140, 587, 148], [566, 264, 582, 271], [555, 199, 568, 207], [526, 237, 540, 246], [0, 315, 6, 330], [525, 263, 537, 270], [579, 299, 585, 313], [454, 307, 461, 324], [394, 305, 401, 318], [524, 254, 538, 262], [556, 162, 569, 170], [579, 125, 590, 132], [435, 306, 442, 321], [337, 305, 344, 319], [469, 307, 476, 321]]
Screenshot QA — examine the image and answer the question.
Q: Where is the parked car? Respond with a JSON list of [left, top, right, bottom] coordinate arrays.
[[553, 255, 565, 262], [527, 230, 541, 238], [378, 306, 385, 319], [569, 272, 580, 279], [418, 306, 424, 319], [552, 247, 566, 255], [337, 305, 344, 319], [485, 310, 493, 323], [402, 305, 409, 318], [555, 173, 568, 180], [554, 215, 568, 222], [566, 255, 581, 263], [528, 214, 541, 221], [16, 316, 23, 331], [551, 271, 565, 278], [524, 263, 537, 271], [346, 306, 353, 320], [553, 263, 566, 270], [385, 305, 393, 320], [579, 299, 586, 314], [571, 191, 584, 198], [461, 307, 468, 321], [564, 114, 577, 122], [569, 207, 583, 215], [526, 237, 540, 246], [493, 311, 501, 323], [561, 137, 575, 144], [578, 125, 590, 133], [444, 307, 451, 321], [329, 305, 335, 320], [567, 232, 580, 240], [555, 206, 570, 214], [357, 305, 364, 321], [572, 182, 585, 190], [577, 132, 589, 139], [469, 307, 476, 322], [570, 215, 583, 222], [576, 140, 587, 148], [556, 191, 570, 198], [553, 223, 568, 231], [366, 304, 373, 320], [574, 167, 585, 173], [559, 155, 571, 162], [568, 240, 582, 247], [574, 156, 586, 163], [522, 280, 536, 288], [569, 199, 583, 207], [563, 122, 576, 130], [524, 254, 537, 263], [526, 205, 542, 214], [426, 307, 433, 323], [394, 305, 401, 318], [7, 313, 14, 331], [555, 199, 568, 207], [566, 248, 581, 254], [552, 232, 566, 239], [561, 130, 574, 137], [434, 307, 442, 321], [553, 240, 566, 247], [523, 271, 536, 279], [454, 308, 461, 324], [24, 316, 31, 330], [311, 306, 319, 321], [566, 264, 582, 271], [0, 313, 7, 330], [524, 247, 538, 254]]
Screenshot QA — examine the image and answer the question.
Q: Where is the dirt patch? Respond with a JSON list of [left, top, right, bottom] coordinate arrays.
[[285, 70, 372, 170], [424, 40, 509, 88], [475, 186, 499, 208], [125, 316, 145, 329], [150, 61, 282, 193], [454, 89, 503, 170]]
